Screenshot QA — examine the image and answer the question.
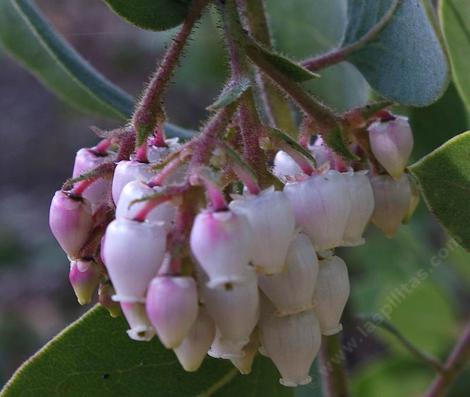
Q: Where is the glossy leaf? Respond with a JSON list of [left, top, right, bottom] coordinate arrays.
[[440, 0, 470, 112], [0, 306, 292, 397], [102, 0, 192, 31], [409, 131, 470, 250], [343, 0, 449, 106]]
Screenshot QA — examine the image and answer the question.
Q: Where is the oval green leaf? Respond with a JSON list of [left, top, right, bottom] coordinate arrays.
[[0, 306, 292, 397], [440, 0, 470, 112], [102, 0, 192, 31], [409, 131, 470, 250], [343, 0, 449, 107]]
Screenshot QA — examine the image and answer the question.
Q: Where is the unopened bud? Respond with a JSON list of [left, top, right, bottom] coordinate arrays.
[[370, 174, 411, 237], [284, 170, 351, 251], [103, 218, 166, 302], [259, 232, 318, 316], [229, 187, 295, 274], [120, 301, 155, 341], [146, 276, 199, 349], [116, 180, 176, 229], [312, 255, 350, 335], [190, 210, 254, 288], [49, 191, 93, 259], [69, 259, 101, 305], [98, 282, 121, 317], [342, 171, 375, 246], [174, 307, 215, 372], [368, 115, 413, 179], [112, 160, 154, 205], [273, 151, 303, 181]]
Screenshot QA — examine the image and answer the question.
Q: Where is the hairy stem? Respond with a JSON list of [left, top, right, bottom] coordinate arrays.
[[319, 333, 350, 397], [424, 322, 470, 397], [236, 0, 296, 134], [132, 0, 209, 146]]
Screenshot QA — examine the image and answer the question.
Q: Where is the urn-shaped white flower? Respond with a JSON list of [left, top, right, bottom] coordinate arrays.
[[116, 180, 176, 229], [120, 301, 155, 341], [368, 115, 413, 179], [174, 307, 215, 372], [202, 274, 259, 356], [370, 174, 411, 237], [230, 329, 260, 375], [190, 210, 254, 288], [49, 191, 93, 259], [229, 187, 295, 274], [273, 151, 303, 180], [146, 276, 199, 348], [284, 170, 351, 251], [103, 218, 166, 302], [258, 232, 318, 315], [312, 255, 350, 335], [342, 171, 375, 246], [259, 307, 321, 387], [112, 160, 155, 204], [72, 148, 114, 211]]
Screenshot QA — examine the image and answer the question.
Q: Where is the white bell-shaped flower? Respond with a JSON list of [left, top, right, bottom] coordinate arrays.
[[258, 232, 318, 315], [342, 171, 375, 246], [208, 329, 244, 359], [120, 301, 155, 341], [273, 151, 303, 181], [190, 210, 255, 288], [203, 274, 259, 356], [230, 329, 260, 375], [259, 308, 321, 387], [49, 191, 93, 259], [147, 137, 181, 163], [312, 255, 350, 335], [116, 180, 176, 229], [103, 218, 166, 302], [174, 307, 215, 372], [284, 170, 351, 251], [146, 276, 199, 348], [229, 187, 295, 274], [370, 174, 411, 237], [72, 148, 115, 211], [368, 115, 413, 179], [112, 160, 155, 205]]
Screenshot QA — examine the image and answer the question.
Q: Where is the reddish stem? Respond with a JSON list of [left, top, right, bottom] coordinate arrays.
[[148, 156, 186, 187], [71, 178, 96, 196], [151, 127, 167, 147], [93, 139, 111, 156], [135, 140, 149, 163], [133, 195, 173, 223]]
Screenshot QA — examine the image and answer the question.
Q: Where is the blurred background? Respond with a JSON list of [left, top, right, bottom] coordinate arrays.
[[0, 0, 469, 395]]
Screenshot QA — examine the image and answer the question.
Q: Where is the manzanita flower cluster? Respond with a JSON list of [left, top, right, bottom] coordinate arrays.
[[49, 107, 417, 386]]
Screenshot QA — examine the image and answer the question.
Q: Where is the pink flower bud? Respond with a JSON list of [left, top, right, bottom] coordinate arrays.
[[202, 275, 259, 356], [190, 210, 254, 288], [49, 191, 93, 259], [273, 151, 303, 181], [112, 160, 155, 205], [116, 180, 176, 229], [69, 259, 102, 305], [98, 283, 121, 318], [342, 171, 375, 246], [174, 307, 215, 372], [120, 301, 155, 341], [230, 329, 260, 375], [72, 148, 114, 211], [368, 115, 413, 179], [284, 170, 351, 251], [258, 232, 318, 316], [103, 218, 166, 302], [259, 308, 321, 387], [313, 255, 350, 335], [229, 187, 295, 274], [370, 174, 411, 237], [146, 276, 199, 348]]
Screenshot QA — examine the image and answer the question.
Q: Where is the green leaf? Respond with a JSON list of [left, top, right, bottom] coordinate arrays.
[[207, 77, 251, 111], [343, 0, 449, 106], [268, 127, 317, 166], [102, 0, 192, 31], [440, 0, 470, 112], [409, 131, 470, 250], [247, 41, 319, 83], [1, 306, 292, 397], [322, 127, 358, 161]]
